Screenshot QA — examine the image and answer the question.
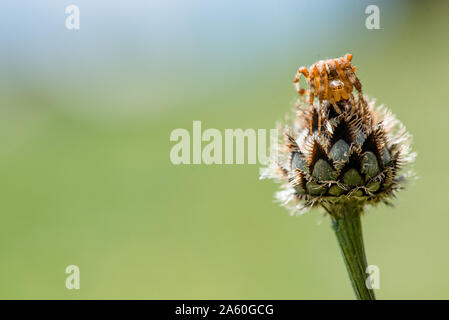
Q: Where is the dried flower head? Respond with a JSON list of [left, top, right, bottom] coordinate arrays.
[[261, 54, 415, 216]]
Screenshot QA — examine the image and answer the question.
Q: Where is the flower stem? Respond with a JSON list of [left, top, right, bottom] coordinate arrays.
[[327, 201, 376, 300]]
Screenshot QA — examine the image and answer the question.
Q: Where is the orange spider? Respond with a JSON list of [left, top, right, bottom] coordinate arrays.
[[293, 54, 362, 133]]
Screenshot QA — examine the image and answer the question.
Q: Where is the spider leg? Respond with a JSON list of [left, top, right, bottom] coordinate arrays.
[[318, 63, 328, 102], [308, 93, 315, 134], [308, 72, 315, 134], [323, 64, 329, 101], [308, 105, 316, 135], [332, 102, 341, 114], [342, 58, 362, 94], [318, 105, 322, 136], [310, 65, 323, 135], [308, 65, 319, 104], [335, 58, 352, 100], [348, 93, 355, 104], [293, 67, 310, 96], [333, 86, 342, 102]]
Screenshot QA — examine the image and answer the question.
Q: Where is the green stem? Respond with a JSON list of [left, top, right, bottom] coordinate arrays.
[[327, 201, 376, 300]]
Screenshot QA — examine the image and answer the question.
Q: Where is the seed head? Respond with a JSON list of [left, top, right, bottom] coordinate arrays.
[[261, 56, 415, 215]]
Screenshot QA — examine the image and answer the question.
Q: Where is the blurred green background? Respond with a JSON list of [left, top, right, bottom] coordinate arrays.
[[0, 0, 448, 299]]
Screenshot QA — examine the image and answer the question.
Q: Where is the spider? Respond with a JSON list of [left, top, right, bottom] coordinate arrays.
[[293, 54, 363, 133]]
